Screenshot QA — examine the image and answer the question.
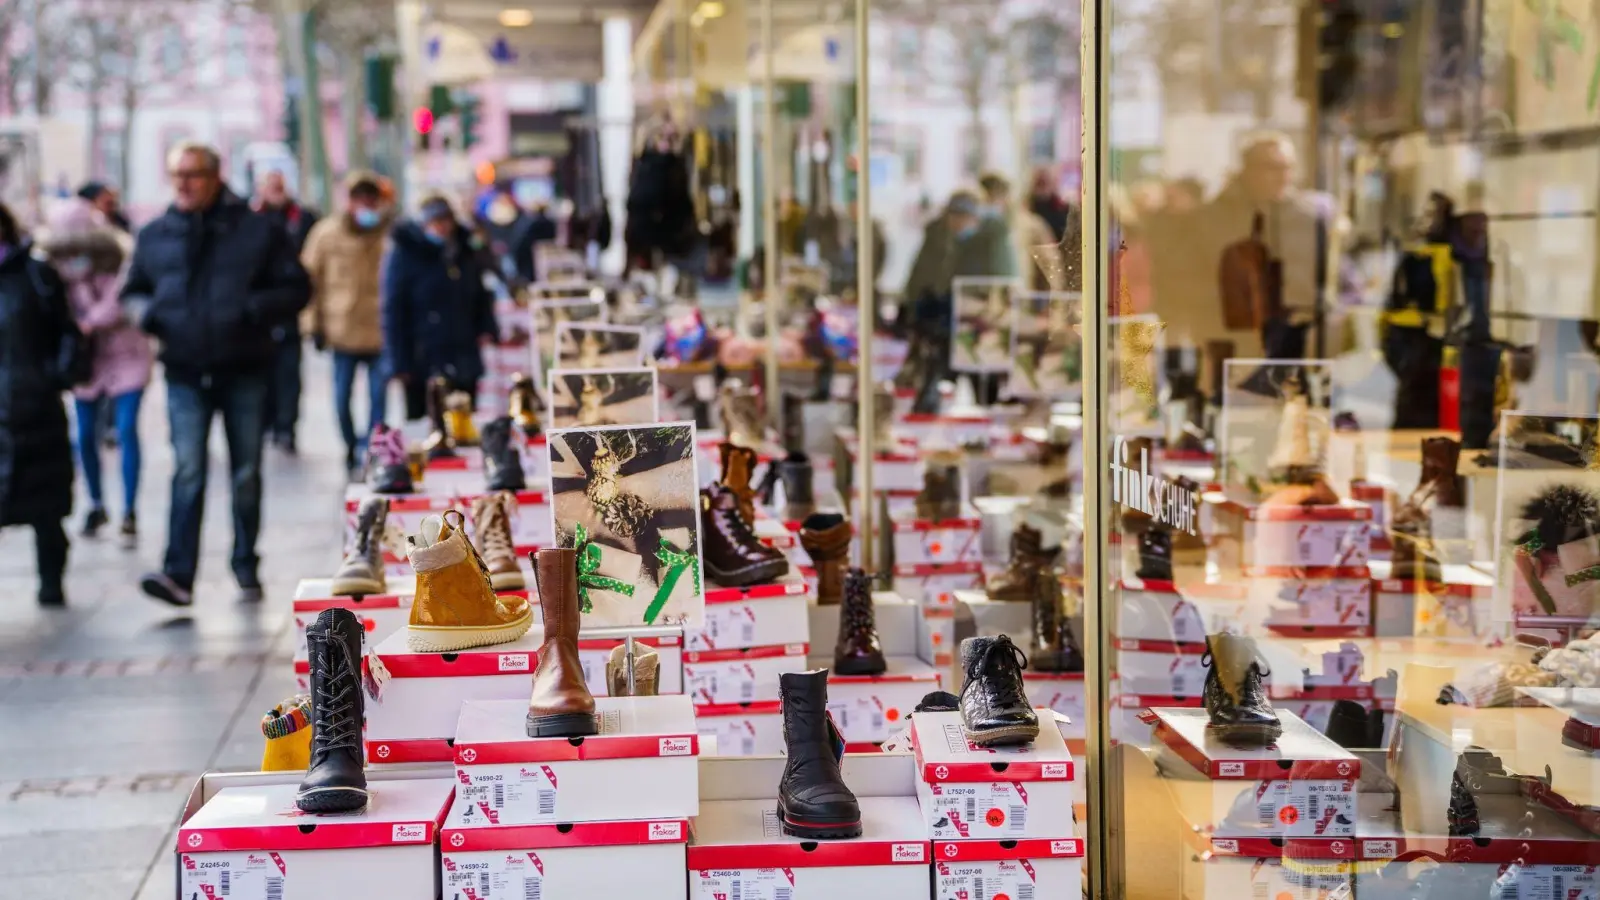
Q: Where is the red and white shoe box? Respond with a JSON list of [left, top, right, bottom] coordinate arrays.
[[519, 434, 550, 488], [894, 411, 994, 446], [175, 773, 453, 900], [838, 433, 925, 492], [1024, 673, 1086, 741], [1117, 579, 1248, 645], [443, 818, 688, 900], [909, 710, 1076, 840], [753, 517, 808, 569], [1208, 497, 1373, 571], [689, 798, 932, 900], [290, 580, 413, 671], [810, 590, 918, 657], [694, 701, 785, 756], [822, 657, 942, 746], [1114, 637, 1211, 697], [1143, 707, 1358, 838], [893, 562, 984, 609], [1179, 852, 1353, 900], [932, 838, 1084, 900], [449, 696, 698, 827], [917, 603, 955, 671], [1256, 576, 1373, 636], [688, 580, 810, 652], [890, 518, 983, 566], [1369, 560, 1493, 639], [579, 634, 684, 697], [684, 643, 808, 706]]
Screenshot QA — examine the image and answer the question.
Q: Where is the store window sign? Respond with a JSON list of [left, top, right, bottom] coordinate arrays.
[[1109, 435, 1200, 536]]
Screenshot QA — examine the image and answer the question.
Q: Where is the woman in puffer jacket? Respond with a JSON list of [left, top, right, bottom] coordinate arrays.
[[40, 196, 152, 545]]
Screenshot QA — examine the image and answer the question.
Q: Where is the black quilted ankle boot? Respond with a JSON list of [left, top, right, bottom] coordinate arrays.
[[958, 635, 1039, 747]]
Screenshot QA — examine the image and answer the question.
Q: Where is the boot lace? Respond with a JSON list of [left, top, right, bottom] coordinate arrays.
[[310, 625, 360, 755], [475, 497, 515, 561], [842, 574, 876, 631], [963, 635, 1029, 708], [714, 490, 762, 542]]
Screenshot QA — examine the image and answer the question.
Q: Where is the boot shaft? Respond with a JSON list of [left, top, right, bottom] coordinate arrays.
[[1206, 633, 1268, 702], [1419, 436, 1465, 507], [355, 498, 389, 566], [305, 608, 365, 758], [779, 455, 815, 505], [534, 548, 580, 638], [840, 568, 877, 631], [779, 669, 833, 742]]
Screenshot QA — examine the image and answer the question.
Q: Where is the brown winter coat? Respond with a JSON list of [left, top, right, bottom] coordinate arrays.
[[300, 212, 390, 354]]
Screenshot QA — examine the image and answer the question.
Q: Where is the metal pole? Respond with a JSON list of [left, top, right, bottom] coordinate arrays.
[[763, 0, 781, 429], [853, 0, 875, 571]]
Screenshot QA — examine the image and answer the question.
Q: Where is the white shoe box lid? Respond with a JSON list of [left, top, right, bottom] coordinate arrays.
[[453, 696, 699, 764], [689, 578, 811, 652], [703, 569, 810, 605], [177, 777, 455, 853], [1142, 707, 1360, 780], [689, 797, 930, 869], [910, 710, 1076, 783], [370, 625, 546, 679]]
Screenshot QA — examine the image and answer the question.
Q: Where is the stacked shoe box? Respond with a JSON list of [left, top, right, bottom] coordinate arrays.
[[1207, 498, 1374, 638], [1141, 707, 1361, 898], [290, 577, 414, 680], [1110, 577, 1229, 745], [175, 772, 456, 899], [363, 624, 685, 765], [690, 750, 932, 900], [908, 710, 1084, 897], [689, 573, 811, 756], [440, 696, 697, 898], [809, 590, 937, 748], [892, 515, 984, 678]]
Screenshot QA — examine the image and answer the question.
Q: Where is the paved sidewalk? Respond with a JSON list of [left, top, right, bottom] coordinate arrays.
[[0, 353, 353, 899]]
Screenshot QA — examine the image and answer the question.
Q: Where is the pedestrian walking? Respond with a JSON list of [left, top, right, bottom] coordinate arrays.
[[0, 201, 89, 606], [41, 194, 152, 546], [121, 142, 310, 606], [301, 171, 394, 474], [253, 170, 319, 455], [382, 195, 496, 420]]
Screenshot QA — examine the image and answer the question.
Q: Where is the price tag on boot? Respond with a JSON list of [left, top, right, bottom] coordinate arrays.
[[695, 867, 798, 900]]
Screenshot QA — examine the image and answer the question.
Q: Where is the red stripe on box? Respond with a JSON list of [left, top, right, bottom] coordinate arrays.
[[891, 519, 983, 532], [426, 456, 469, 471], [443, 819, 688, 851], [704, 582, 810, 604], [1200, 835, 1357, 859], [178, 819, 439, 853], [293, 594, 407, 611], [454, 733, 698, 764], [687, 839, 930, 869], [1151, 720, 1361, 780], [694, 701, 784, 716], [893, 561, 984, 576], [913, 740, 1074, 783], [346, 495, 450, 513], [1118, 578, 1179, 594], [575, 635, 680, 650], [366, 738, 456, 764], [830, 670, 939, 684], [376, 647, 539, 678], [934, 838, 1083, 861], [684, 644, 807, 663]]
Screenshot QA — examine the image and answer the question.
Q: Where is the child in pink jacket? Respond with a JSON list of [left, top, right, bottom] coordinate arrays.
[[42, 196, 152, 544]]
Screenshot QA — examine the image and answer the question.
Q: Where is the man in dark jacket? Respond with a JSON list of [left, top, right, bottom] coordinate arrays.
[[253, 170, 319, 454], [121, 142, 311, 606], [383, 196, 497, 419]]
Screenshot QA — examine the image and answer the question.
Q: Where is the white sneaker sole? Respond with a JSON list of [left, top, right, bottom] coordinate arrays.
[[405, 607, 534, 652], [330, 575, 386, 596], [490, 570, 527, 591]]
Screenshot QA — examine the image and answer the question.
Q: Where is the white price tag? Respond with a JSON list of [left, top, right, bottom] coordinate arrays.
[[457, 766, 559, 825], [695, 868, 798, 900], [935, 859, 1037, 900], [181, 853, 288, 900], [925, 782, 1029, 838], [443, 853, 545, 899]]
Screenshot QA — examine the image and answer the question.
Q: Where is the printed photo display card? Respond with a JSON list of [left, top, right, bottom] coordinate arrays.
[[950, 277, 1021, 373], [1009, 290, 1083, 398], [547, 367, 659, 429], [547, 423, 704, 629], [555, 323, 647, 369]]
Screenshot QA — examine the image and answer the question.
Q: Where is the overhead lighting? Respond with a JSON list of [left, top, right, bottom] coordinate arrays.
[[499, 8, 535, 27], [696, 1, 725, 19]]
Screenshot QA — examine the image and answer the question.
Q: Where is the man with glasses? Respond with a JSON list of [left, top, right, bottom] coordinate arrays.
[[120, 142, 310, 606]]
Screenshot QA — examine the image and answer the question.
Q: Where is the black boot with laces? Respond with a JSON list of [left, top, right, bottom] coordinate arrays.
[[1202, 633, 1282, 746], [776, 670, 862, 839], [481, 416, 526, 492], [958, 635, 1039, 746], [296, 608, 369, 813]]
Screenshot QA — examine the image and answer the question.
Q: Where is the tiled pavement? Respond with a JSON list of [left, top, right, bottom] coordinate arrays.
[[0, 354, 353, 899]]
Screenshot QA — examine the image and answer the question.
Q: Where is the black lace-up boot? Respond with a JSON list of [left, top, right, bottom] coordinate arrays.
[[1136, 525, 1174, 582], [777, 670, 862, 838], [296, 608, 368, 813], [481, 416, 526, 492], [958, 635, 1039, 746], [833, 568, 886, 676], [1202, 634, 1282, 745], [1029, 572, 1084, 673]]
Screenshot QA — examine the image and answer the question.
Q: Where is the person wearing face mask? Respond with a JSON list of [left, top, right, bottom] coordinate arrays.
[[301, 172, 395, 475], [42, 192, 151, 547], [382, 194, 497, 422]]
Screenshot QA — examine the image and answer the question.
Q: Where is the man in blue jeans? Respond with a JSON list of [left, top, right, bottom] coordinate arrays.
[[120, 142, 310, 606]]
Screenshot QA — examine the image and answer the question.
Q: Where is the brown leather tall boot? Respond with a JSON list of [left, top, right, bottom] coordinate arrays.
[[800, 512, 852, 604], [720, 442, 760, 525], [526, 548, 597, 737]]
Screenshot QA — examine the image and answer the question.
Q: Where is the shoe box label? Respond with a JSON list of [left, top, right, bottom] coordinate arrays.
[[1496, 864, 1598, 900], [181, 852, 287, 900], [828, 695, 891, 744], [686, 662, 763, 705], [455, 765, 559, 826], [934, 859, 1035, 900], [1244, 520, 1370, 569], [1219, 780, 1355, 838], [690, 604, 759, 651], [693, 866, 798, 900], [700, 716, 759, 757], [443, 852, 544, 900], [925, 782, 1030, 839], [893, 526, 981, 567]]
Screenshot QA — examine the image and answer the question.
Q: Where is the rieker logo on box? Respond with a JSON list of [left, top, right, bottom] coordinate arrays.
[[649, 821, 683, 840], [659, 737, 693, 756], [392, 823, 428, 842], [892, 843, 926, 862], [499, 653, 530, 672]]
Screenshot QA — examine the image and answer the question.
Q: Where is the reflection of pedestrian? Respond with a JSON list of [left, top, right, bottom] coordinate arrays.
[[0, 201, 85, 606], [382, 195, 497, 420], [302, 171, 393, 473], [43, 195, 152, 545], [122, 142, 311, 606], [253, 170, 319, 454]]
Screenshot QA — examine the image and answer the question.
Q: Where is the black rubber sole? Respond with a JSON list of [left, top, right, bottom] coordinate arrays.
[[776, 800, 862, 839], [526, 711, 599, 738], [704, 557, 790, 588], [1207, 721, 1283, 746], [295, 786, 369, 814], [833, 654, 888, 677]]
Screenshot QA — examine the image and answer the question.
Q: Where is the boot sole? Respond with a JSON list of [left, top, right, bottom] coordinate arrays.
[[405, 608, 534, 652], [330, 575, 386, 597], [295, 785, 370, 814], [776, 800, 862, 839], [526, 711, 599, 738], [704, 557, 791, 588], [833, 655, 888, 677], [1207, 722, 1284, 746], [490, 570, 527, 591], [963, 722, 1041, 747]]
